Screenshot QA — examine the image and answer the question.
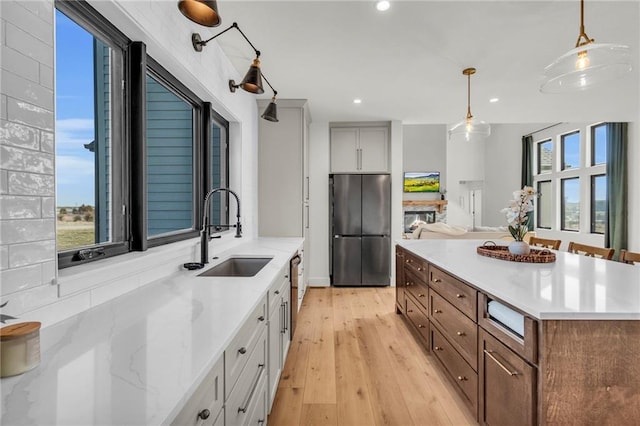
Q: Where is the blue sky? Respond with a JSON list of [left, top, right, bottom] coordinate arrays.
[[55, 10, 96, 207]]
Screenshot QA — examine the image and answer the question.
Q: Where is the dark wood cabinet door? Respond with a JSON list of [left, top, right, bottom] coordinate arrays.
[[479, 329, 536, 426], [395, 247, 405, 313]]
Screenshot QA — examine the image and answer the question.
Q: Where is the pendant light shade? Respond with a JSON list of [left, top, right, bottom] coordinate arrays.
[[261, 97, 279, 122], [178, 0, 221, 27], [449, 67, 491, 142], [540, 0, 632, 93], [230, 58, 264, 94]]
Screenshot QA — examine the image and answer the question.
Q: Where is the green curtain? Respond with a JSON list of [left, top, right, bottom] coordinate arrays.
[[605, 123, 628, 258], [521, 135, 534, 230]]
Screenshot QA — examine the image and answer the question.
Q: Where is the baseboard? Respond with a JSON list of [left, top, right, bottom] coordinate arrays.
[[308, 277, 330, 287]]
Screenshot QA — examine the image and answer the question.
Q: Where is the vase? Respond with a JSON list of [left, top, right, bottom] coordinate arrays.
[[508, 240, 530, 256]]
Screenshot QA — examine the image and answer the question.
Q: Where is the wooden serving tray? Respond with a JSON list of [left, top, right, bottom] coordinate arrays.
[[477, 243, 556, 263]]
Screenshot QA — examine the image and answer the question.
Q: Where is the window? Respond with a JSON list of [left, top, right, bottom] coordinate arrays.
[[55, 1, 129, 267], [532, 124, 607, 236], [537, 180, 552, 229], [537, 139, 553, 174], [145, 66, 197, 240], [55, 1, 229, 267], [591, 175, 606, 234], [591, 124, 607, 166], [561, 131, 580, 170], [561, 177, 580, 231]]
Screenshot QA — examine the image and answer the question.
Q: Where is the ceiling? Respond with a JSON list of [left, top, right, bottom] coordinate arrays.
[[199, 1, 639, 124]]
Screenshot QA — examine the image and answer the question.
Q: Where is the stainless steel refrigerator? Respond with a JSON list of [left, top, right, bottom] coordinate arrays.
[[330, 174, 391, 286]]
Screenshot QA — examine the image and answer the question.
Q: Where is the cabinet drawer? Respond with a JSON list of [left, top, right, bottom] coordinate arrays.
[[429, 266, 477, 320], [403, 250, 427, 282], [405, 269, 429, 311], [431, 326, 478, 416], [479, 329, 536, 426], [226, 297, 267, 399], [226, 331, 267, 426], [171, 356, 224, 426], [269, 267, 288, 318], [405, 295, 429, 344], [430, 290, 478, 369]]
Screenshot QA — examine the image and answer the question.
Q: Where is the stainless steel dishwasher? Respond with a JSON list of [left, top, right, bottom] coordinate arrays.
[[289, 253, 302, 337]]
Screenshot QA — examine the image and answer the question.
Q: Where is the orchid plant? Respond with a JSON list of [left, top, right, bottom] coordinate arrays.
[[501, 186, 537, 242]]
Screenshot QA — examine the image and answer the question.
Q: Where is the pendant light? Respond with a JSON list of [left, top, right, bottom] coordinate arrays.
[[177, 0, 221, 27], [540, 0, 632, 93], [449, 67, 490, 142]]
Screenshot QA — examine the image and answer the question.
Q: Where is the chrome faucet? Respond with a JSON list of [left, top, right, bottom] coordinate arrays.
[[201, 188, 242, 265]]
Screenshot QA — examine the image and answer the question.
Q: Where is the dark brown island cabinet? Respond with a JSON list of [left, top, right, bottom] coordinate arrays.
[[395, 244, 640, 425]]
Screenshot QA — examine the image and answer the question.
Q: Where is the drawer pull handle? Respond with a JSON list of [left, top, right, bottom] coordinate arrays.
[[238, 347, 247, 355], [406, 282, 413, 286], [432, 278, 442, 283], [434, 346, 442, 351], [258, 420, 265, 426], [407, 309, 413, 313], [417, 267, 423, 271], [258, 315, 265, 322], [418, 293, 425, 298], [406, 259, 412, 263], [418, 324, 425, 328], [456, 331, 465, 336], [456, 293, 464, 298], [484, 349, 519, 376], [198, 409, 210, 420], [434, 309, 442, 314], [238, 363, 265, 413], [457, 376, 467, 381], [275, 290, 280, 295]]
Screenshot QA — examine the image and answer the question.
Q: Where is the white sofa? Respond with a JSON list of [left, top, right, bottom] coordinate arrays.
[[407, 222, 512, 241]]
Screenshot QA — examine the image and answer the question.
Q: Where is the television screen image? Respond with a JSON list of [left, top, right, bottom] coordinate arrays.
[[403, 172, 440, 193]]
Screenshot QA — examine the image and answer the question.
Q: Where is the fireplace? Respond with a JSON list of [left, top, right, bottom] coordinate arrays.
[[404, 210, 436, 233]]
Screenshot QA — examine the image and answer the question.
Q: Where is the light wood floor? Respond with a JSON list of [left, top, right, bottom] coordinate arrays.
[[268, 287, 477, 426]]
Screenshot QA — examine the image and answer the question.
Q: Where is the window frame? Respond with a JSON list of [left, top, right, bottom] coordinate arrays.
[[536, 180, 552, 229], [560, 177, 580, 232]]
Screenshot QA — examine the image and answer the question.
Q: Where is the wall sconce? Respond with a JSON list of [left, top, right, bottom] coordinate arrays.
[[178, 0, 221, 27], [188, 22, 280, 121], [191, 22, 264, 94], [260, 74, 279, 122]]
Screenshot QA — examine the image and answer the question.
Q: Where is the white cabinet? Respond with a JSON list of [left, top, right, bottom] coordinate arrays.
[[257, 99, 310, 238], [267, 267, 291, 411], [224, 297, 268, 426], [171, 356, 224, 426], [330, 126, 389, 172]]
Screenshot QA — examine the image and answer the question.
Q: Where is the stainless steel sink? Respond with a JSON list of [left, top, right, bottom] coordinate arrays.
[[197, 257, 273, 277]]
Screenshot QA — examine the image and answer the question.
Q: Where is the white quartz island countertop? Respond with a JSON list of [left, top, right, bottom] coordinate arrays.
[[1, 238, 303, 426], [398, 239, 640, 320]]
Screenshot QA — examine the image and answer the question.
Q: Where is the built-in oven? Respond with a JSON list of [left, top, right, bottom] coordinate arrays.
[[289, 253, 302, 338]]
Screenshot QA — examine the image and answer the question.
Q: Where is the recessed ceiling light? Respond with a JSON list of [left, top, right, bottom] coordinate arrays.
[[489, 97, 499, 103], [353, 99, 362, 104], [376, 1, 390, 12]]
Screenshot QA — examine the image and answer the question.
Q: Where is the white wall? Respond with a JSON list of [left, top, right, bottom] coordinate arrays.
[[402, 124, 446, 203]]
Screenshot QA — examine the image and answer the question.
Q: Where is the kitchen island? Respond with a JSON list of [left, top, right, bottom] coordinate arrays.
[[0, 238, 302, 425], [396, 239, 640, 425]]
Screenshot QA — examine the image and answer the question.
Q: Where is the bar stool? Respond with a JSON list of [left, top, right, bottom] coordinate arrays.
[[567, 242, 614, 260]]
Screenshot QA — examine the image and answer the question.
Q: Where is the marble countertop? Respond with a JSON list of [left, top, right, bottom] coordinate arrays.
[[398, 239, 640, 320], [1, 237, 303, 426]]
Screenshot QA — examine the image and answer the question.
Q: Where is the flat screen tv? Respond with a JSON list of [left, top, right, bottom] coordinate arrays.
[[403, 172, 440, 193]]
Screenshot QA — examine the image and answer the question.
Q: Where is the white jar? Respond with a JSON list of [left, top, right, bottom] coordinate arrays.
[[0, 322, 41, 378]]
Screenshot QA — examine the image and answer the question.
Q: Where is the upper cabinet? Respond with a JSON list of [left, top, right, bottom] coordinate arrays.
[[258, 99, 310, 238], [330, 126, 389, 173]]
